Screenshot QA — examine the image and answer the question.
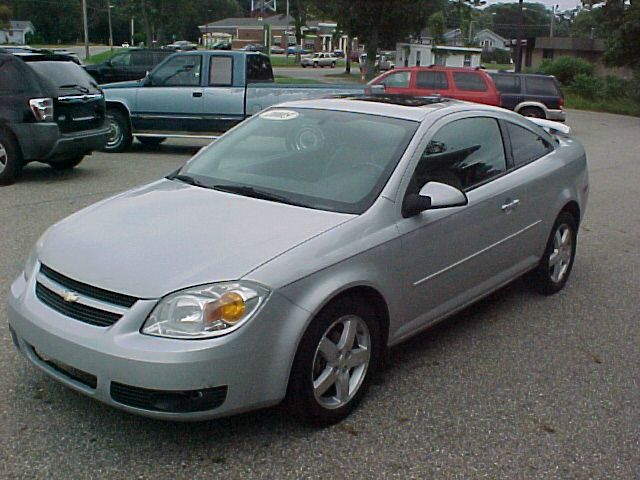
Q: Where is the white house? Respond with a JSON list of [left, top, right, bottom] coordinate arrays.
[[474, 29, 509, 51], [0, 21, 35, 45], [396, 42, 482, 68]]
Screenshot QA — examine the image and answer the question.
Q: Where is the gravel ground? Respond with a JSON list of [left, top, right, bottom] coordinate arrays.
[[0, 111, 638, 479]]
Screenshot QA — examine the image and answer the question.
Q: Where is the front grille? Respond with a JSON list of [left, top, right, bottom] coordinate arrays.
[[111, 382, 228, 413], [31, 346, 97, 389], [40, 264, 137, 308], [36, 282, 121, 327]]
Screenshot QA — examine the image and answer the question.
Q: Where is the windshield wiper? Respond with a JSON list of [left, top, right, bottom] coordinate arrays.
[[59, 83, 90, 93], [167, 173, 209, 188], [213, 184, 308, 208]]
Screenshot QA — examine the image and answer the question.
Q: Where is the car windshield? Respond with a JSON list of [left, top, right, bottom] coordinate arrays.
[[26, 60, 98, 92], [177, 108, 418, 214]]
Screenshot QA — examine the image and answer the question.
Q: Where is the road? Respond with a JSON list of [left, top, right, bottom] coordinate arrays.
[[0, 110, 638, 479]]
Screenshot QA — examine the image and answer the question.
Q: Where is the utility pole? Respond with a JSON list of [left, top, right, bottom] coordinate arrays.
[[107, 2, 113, 51], [131, 17, 135, 46], [550, 4, 558, 38], [514, 0, 524, 72], [82, 0, 89, 60]]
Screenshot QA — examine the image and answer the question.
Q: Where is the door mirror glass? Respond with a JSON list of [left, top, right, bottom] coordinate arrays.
[[419, 181, 468, 209]]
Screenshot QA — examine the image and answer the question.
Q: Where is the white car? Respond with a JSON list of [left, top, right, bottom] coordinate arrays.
[[301, 52, 338, 68]]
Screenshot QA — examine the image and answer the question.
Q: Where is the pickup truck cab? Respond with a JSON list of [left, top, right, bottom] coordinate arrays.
[[370, 66, 501, 107], [102, 51, 362, 151]]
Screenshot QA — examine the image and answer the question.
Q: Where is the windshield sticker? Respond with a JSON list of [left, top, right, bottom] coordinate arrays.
[[260, 110, 299, 121]]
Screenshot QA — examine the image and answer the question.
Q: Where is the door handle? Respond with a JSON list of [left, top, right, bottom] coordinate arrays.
[[192, 90, 203, 98], [501, 199, 520, 212]]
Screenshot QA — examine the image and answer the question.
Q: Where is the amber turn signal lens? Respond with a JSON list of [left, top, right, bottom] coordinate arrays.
[[204, 292, 246, 326]]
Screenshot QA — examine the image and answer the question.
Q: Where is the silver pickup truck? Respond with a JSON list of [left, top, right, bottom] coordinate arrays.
[[101, 51, 363, 152]]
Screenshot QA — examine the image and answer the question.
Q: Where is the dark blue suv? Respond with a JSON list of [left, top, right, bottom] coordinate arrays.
[[489, 72, 565, 122]]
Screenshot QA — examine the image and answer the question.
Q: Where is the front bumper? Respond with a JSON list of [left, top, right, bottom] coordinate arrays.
[[11, 122, 109, 162], [7, 271, 310, 421]]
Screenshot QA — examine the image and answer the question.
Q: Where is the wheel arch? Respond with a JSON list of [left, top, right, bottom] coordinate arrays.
[[106, 101, 133, 129], [514, 101, 548, 117], [560, 200, 581, 227]]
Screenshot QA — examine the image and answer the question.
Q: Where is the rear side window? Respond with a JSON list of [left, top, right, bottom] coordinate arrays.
[[110, 52, 131, 66], [453, 72, 487, 91], [209, 56, 233, 86], [0, 60, 23, 92], [491, 74, 521, 94], [525, 76, 559, 96], [246, 55, 273, 83], [26, 61, 98, 91], [506, 122, 553, 166], [416, 71, 448, 89], [414, 117, 506, 191], [380, 71, 410, 88], [132, 51, 153, 66]]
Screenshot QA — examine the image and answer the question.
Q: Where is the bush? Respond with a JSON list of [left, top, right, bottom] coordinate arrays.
[[569, 73, 604, 100], [537, 56, 594, 85], [480, 49, 512, 65]]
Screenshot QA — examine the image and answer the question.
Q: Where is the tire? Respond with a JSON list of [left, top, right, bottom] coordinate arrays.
[[137, 136, 166, 147], [48, 155, 84, 170], [102, 108, 132, 153], [520, 106, 545, 119], [287, 295, 382, 426], [0, 129, 22, 186], [301, 64, 307, 68], [530, 212, 578, 295], [331, 62, 336, 68], [313, 62, 318, 68]]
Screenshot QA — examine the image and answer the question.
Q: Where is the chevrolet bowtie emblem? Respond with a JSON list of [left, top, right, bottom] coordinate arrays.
[[62, 291, 80, 303]]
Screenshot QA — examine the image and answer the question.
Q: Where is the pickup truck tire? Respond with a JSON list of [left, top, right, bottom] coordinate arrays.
[[0, 129, 22, 185], [103, 109, 133, 153], [48, 155, 84, 171], [137, 136, 166, 147]]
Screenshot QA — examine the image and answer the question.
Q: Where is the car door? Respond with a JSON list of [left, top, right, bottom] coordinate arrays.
[[375, 70, 411, 95], [413, 70, 450, 97], [133, 54, 204, 133], [395, 113, 536, 336], [129, 50, 153, 81], [451, 71, 493, 105], [103, 51, 132, 83], [524, 76, 563, 111], [201, 55, 246, 134], [490, 73, 523, 110]]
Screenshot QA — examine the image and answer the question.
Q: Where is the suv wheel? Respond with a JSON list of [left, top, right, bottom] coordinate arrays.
[[520, 106, 545, 119], [287, 296, 381, 426], [103, 109, 132, 153], [0, 129, 22, 185]]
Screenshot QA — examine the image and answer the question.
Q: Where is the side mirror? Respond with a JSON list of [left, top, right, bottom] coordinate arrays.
[[402, 193, 431, 218], [143, 71, 152, 86], [419, 182, 468, 209]]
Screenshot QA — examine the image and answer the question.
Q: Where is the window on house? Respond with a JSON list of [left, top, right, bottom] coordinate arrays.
[[543, 49, 554, 60], [416, 50, 421, 67], [463, 54, 472, 67]]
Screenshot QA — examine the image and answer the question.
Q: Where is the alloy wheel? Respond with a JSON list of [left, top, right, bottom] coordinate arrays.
[[0, 142, 7, 175], [312, 314, 371, 410], [549, 223, 573, 283], [106, 117, 123, 148]]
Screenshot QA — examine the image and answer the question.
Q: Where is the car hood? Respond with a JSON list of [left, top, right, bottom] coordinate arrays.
[[38, 179, 353, 299], [101, 80, 143, 89]]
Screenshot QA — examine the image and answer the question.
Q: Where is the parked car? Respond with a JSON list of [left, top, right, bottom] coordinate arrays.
[[489, 72, 565, 121], [270, 45, 285, 54], [8, 96, 588, 424], [287, 45, 311, 55], [359, 53, 395, 72], [164, 40, 197, 51], [121, 42, 130, 48], [51, 48, 82, 65], [212, 41, 232, 51], [84, 49, 173, 85], [100, 51, 363, 152], [301, 52, 337, 68], [332, 49, 345, 58], [239, 43, 265, 53], [0, 52, 108, 184], [369, 66, 501, 106]]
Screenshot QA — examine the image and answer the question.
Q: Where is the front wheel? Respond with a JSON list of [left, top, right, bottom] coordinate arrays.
[[102, 109, 133, 153], [530, 212, 578, 294], [287, 296, 381, 426], [0, 129, 22, 185]]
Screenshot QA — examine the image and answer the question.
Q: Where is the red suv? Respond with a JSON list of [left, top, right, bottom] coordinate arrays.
[[369, 66, 501, 106]]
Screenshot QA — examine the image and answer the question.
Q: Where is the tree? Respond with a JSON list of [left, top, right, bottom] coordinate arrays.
[[482, 2, 552, 40], [428, 11, 446, 44], [0, 4, 11, 30], [570, 8, 602, 38], [604, 2, 640, 69]]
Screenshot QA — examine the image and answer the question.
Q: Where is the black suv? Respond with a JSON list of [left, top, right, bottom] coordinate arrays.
[[0, 52, 108, 184], [489, 72, 565, 121], [84, 49, 173, 84]]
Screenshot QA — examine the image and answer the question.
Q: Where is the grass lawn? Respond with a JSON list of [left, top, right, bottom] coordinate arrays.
[[482, 63, 513, 71], [86, 49, 126, 65], [274, 75, 323, 84], [324, 72, 364, 83], [565, 93, 640, 117]]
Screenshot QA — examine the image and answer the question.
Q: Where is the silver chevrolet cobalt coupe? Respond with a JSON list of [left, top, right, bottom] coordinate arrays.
[[8, 96, 588, 425]]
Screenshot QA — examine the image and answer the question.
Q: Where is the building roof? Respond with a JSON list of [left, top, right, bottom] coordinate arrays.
[[474, 29, 508, 43], [534, 37, 605, 52], [200, 15, 295, 29], [8, 20, 34, 31]]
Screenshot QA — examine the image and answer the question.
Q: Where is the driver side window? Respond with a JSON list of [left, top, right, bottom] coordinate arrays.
[[410, 117, 506, 193], [110, 52, 131, 67], [152, 55, 202, 87]]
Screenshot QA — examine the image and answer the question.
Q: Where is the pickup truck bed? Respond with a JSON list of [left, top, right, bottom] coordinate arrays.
[[101, 51, 364, 152]]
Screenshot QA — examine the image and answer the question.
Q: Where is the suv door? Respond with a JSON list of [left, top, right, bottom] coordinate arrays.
[[451, 71, 492, 104], [524, 76, 563, 111], [395, 114, 534, 335], [413, 70, 449, 97], [104, 51, 133, 83], [375, 70, 411, 95], [129, 50, 153, 81], [490, 73, 523, 110], [133, 54, 204, 133]]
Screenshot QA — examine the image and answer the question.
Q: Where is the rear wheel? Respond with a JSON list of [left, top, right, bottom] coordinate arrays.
[[287, 296, 381, 426], [0, 129, 22, 185], [313, 61, 318, 68], [530, 212, 578, 294], [520, 106, 545, 119], [331, 62, 336, 68], [102, 109, 132, 153], [48, 155, 84, 170], [137, 136, 166, 147]]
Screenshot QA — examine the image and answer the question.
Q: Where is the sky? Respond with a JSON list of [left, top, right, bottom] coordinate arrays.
[[484, 0, 583, 11]]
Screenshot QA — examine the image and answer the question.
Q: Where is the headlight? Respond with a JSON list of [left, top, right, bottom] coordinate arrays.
[[142, 282, 270, 339], [23, 247, 39, 282]]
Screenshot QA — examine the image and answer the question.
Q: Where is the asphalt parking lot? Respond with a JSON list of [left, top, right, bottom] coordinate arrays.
[[1, 110, 638, 479]]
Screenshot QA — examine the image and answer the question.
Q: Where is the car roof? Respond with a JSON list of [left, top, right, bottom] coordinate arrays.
[[273, 95, 477, 122], [392, 66, 490, 74]]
